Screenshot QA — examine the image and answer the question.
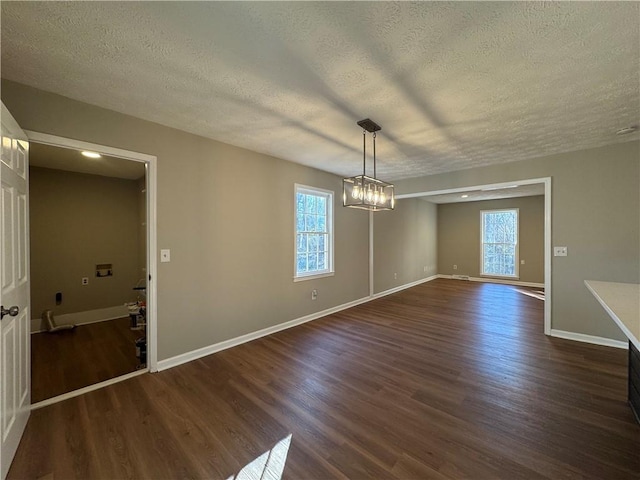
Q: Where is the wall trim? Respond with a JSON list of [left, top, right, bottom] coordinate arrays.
[[30, 304, 130, 333], [437, 274, 544, 288], [550, 329, 628, 349], [158, 275, 440, 372], [371, 275, 438, 299], [394, 176, 552, 335], [25, 130, 159, 373]]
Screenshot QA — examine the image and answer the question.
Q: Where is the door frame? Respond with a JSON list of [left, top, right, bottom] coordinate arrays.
[[24, 131, 159, 372], [392, 176, 552, 335]]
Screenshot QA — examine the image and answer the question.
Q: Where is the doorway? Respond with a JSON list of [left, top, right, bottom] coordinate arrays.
[[393, 177, 551, 334], [25, 131, 157, 407]]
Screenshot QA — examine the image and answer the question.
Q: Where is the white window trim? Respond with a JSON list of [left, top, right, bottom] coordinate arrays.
[[480, 208, 520, 279], [294, 184, 335, 282]]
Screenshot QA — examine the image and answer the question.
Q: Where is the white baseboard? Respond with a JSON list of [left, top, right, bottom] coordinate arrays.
[[31, 304, 130, 333], [158, 275, 440, 372], [158, 296, 369, 371], [437, 274, 544, 289], [549, 329, 628, 349], [372, 275, 439, 299]]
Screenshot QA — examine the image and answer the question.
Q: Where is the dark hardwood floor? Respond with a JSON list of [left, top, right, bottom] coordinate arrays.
[[11, 279, 640, 479], [31, 317, 143, 403]]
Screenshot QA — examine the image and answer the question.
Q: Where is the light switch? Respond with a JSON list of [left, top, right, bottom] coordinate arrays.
[[160, 249, 171, 262], [553, 246, 568, 257]]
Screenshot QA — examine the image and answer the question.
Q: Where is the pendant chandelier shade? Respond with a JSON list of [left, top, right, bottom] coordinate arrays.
[[343, 119, 395, 211]]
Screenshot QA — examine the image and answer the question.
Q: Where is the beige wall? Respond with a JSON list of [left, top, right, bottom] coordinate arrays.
[[438, 196, 544, 283], [29, 167, 141, 325], [2, 80, 370, 361], [373, 198, 437, 293], [396, 141, 640, 342]]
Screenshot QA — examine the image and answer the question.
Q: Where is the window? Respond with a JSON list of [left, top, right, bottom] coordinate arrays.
[[295, 184, 333, 280], [481, 209, 519, 278]]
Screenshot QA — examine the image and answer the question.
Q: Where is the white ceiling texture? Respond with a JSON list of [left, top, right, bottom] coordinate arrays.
[[2, 2, 639, 183]]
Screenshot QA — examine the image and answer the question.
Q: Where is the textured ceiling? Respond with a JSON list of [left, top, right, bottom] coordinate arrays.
[[31, 143, 145, 180], [2, 2, 639, 181]]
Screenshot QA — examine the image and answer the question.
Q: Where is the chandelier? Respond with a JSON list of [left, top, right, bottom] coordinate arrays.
[[342, 118, 395, 211]]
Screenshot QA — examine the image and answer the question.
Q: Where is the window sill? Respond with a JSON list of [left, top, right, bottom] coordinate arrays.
[[293, 271, 335, 282]]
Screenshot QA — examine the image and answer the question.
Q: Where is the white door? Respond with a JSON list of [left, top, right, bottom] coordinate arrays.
[[0, 103, 30, 480]]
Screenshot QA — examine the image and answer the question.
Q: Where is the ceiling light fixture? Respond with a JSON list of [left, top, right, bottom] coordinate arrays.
[[461, 194, 469, 198], [615, 126, 638, 135], [81, 151, 102, 158], [343, 119, 395, 211]]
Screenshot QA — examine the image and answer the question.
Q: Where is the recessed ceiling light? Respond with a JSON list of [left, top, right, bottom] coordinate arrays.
[[461, 194, 469, 198], [81, 151, 101, 158], [615, 126, 638, 136]]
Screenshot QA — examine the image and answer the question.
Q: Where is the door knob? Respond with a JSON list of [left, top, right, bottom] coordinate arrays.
[[1, 305, 19, 319]]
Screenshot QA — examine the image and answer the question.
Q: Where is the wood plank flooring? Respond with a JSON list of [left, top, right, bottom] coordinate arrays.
[[31, 317, 143, 403], [10, 279, 640, 479]]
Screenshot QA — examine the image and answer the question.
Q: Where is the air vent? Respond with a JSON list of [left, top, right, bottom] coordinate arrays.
[[452, 274, 470, 281]]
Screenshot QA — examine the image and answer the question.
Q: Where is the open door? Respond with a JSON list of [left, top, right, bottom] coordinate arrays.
[[0, 103, 30, 479]]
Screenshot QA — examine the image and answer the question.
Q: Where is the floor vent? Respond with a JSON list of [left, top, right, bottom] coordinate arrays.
[[452, 275, 470, 280]]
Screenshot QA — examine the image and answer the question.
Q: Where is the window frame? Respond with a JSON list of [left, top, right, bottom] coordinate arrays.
[[293, 184, 334, 282], [480, 208, 519, 279]]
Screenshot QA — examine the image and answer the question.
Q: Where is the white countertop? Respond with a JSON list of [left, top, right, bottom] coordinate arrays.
[[585, 280, 640, 351]]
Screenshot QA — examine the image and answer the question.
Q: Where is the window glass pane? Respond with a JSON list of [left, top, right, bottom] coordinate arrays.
[[297, 253, 307, 273], [308, 253, 317, 271], [305, 195, 316, 214], [297, 234, 306, 253], [318, 252, 326, 270], [308, 234, 319, 252], [305, 214, 316, 232], [296, 193, 305, 214], [316, 196, 326, 215], [318, 234, 326, 251], [296, 213, 305, 232], [317, 215, 326, 232]]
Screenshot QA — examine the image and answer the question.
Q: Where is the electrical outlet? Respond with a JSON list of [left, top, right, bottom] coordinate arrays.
[[311, 289, 318, 300], [394, 273, 398, 279], [521, 259, 525, 265], [453, 265, 457, 270], [553, 246, 568, 257], [160, 249, 171, 262], [81, 277, 89, 286]]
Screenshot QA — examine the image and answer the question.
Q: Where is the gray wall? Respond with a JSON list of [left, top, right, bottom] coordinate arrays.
[[373, 198, 437, 293], [438, 196, 544, 283], [29, 167, 141, 323], [3, 80, 370, 361], [396, 141, 640, 341]]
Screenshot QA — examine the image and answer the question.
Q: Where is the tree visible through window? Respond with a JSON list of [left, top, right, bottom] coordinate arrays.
[[295, 185, 333, 280], [481, 209, 519, 278]]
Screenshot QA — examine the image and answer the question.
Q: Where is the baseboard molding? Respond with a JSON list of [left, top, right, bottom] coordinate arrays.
[[550, 329, 628, 349], [158, 296, 369, 371], [372, 275, 439, 299], [31, 304, 130, 333], [158, 275, 440, 372], [437, 274, 544, 289]]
